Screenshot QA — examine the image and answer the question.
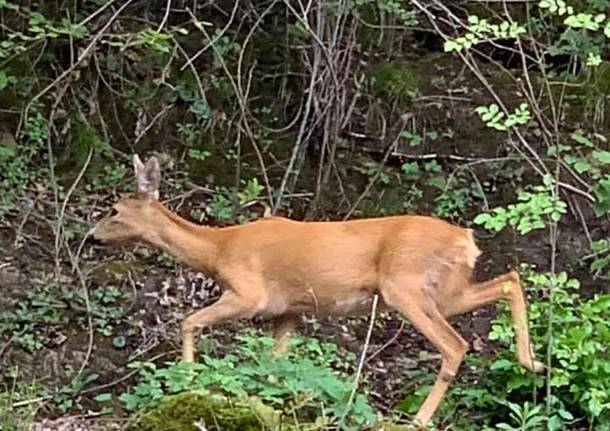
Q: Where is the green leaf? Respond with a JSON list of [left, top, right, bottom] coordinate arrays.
[[189, 99, 211, 120], [490, 358, 514, 370], [94, 393, 112, 402], [0, 0, 19, 9], [593, 176, 610, 216], [572, 160, 591, 174], [570, 132, 593, 146], [473, 213, 491, 225], [401, 161, 420, 179], [587, 52, 603, 67], [481, 110, 494, 122], [0, 70, 16, 90], [593, 151, 610, 164], [443, 40, 460, 52], [425, 175, 446, 190], [0, 144, 16, 159], [424, 160, 442, 173]]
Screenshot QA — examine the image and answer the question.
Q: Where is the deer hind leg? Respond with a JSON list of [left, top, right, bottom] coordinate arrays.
[[380, 275, 469, 427], [440, 271, 544, 373], [181, 291, 258, 362], [272, 315, 298, 355]]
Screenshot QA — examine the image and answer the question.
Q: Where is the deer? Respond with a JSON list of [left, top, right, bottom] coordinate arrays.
[[92, 154, 544, 426]]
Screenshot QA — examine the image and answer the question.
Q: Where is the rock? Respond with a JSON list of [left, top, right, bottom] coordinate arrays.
[[125, 392, 281, 431]]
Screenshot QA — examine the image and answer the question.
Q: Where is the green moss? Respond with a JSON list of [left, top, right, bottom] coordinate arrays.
[[126, 392, 281, 431], [371, 62, 419, 105]]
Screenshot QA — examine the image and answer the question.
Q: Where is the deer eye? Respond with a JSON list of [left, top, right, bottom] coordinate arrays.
[[110, 208, 119, 217]]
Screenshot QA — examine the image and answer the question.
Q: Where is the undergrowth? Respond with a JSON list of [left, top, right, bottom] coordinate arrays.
[[113, 331, 379, 430]]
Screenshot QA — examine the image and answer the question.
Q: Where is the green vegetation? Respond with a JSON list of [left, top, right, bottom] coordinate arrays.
[[0, 283, 127, 352], [488, 267, 610, 428], [117, 332, 377, 430], [1, 0, 610, 429], [371, 62, 420, 106], [0, 375, 41, 431]]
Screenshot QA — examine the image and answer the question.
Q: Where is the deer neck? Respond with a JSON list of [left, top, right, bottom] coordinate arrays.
[[145, 202, 222, 273]]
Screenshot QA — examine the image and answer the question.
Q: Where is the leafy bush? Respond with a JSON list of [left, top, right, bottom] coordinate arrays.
[[118, 331, 379, 429], [485, 266, 610, 429], [474, 175, 567, 235]]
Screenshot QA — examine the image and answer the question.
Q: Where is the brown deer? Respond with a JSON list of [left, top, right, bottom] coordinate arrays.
[[92, 154, 544, 426]]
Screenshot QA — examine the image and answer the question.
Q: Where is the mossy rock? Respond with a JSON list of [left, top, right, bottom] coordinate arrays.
[[126, 392, 281, 431], [371, 62, 420, 105]]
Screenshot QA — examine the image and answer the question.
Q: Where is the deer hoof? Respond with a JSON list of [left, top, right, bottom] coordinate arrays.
[[532, 360, 545, 373]]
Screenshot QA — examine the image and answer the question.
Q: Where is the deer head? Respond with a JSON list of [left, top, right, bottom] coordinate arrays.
[[93, 154, 162, 245]]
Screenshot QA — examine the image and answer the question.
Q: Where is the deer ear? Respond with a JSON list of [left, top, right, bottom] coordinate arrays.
[[133, 154, 145, 173], [133, 154, 160, 199]]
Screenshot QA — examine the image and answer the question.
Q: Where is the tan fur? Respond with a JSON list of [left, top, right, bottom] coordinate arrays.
[[92, 155, 544, 426]]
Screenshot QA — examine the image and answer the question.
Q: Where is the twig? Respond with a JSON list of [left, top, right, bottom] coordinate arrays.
[[134, 104, 174, 144], [12, 396, 50, 409], [337, 294, 379, 428], [282, 0, 340, 91], [52, 147, 95, 380], [366, 320, 405, 364], [157, 0, 172, 32], [13, 195, 39, 248], [78, 0, 120, 27], [180, 0, 240, 71], [0, 334, 16, 359]]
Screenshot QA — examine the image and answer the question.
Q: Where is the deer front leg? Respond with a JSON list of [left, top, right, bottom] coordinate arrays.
[[272, 315, 298, 355], [181, 291, 259, 362]]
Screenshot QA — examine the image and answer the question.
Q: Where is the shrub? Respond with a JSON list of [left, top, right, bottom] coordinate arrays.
[[118, 331, 379, 430]]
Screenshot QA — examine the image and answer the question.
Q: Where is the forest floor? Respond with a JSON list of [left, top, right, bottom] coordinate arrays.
[[0, 186, 599, 430]]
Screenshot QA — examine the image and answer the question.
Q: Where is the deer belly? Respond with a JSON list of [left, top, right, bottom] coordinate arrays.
[[269, 284, 379, 317], [318, 289, 379, 316]]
